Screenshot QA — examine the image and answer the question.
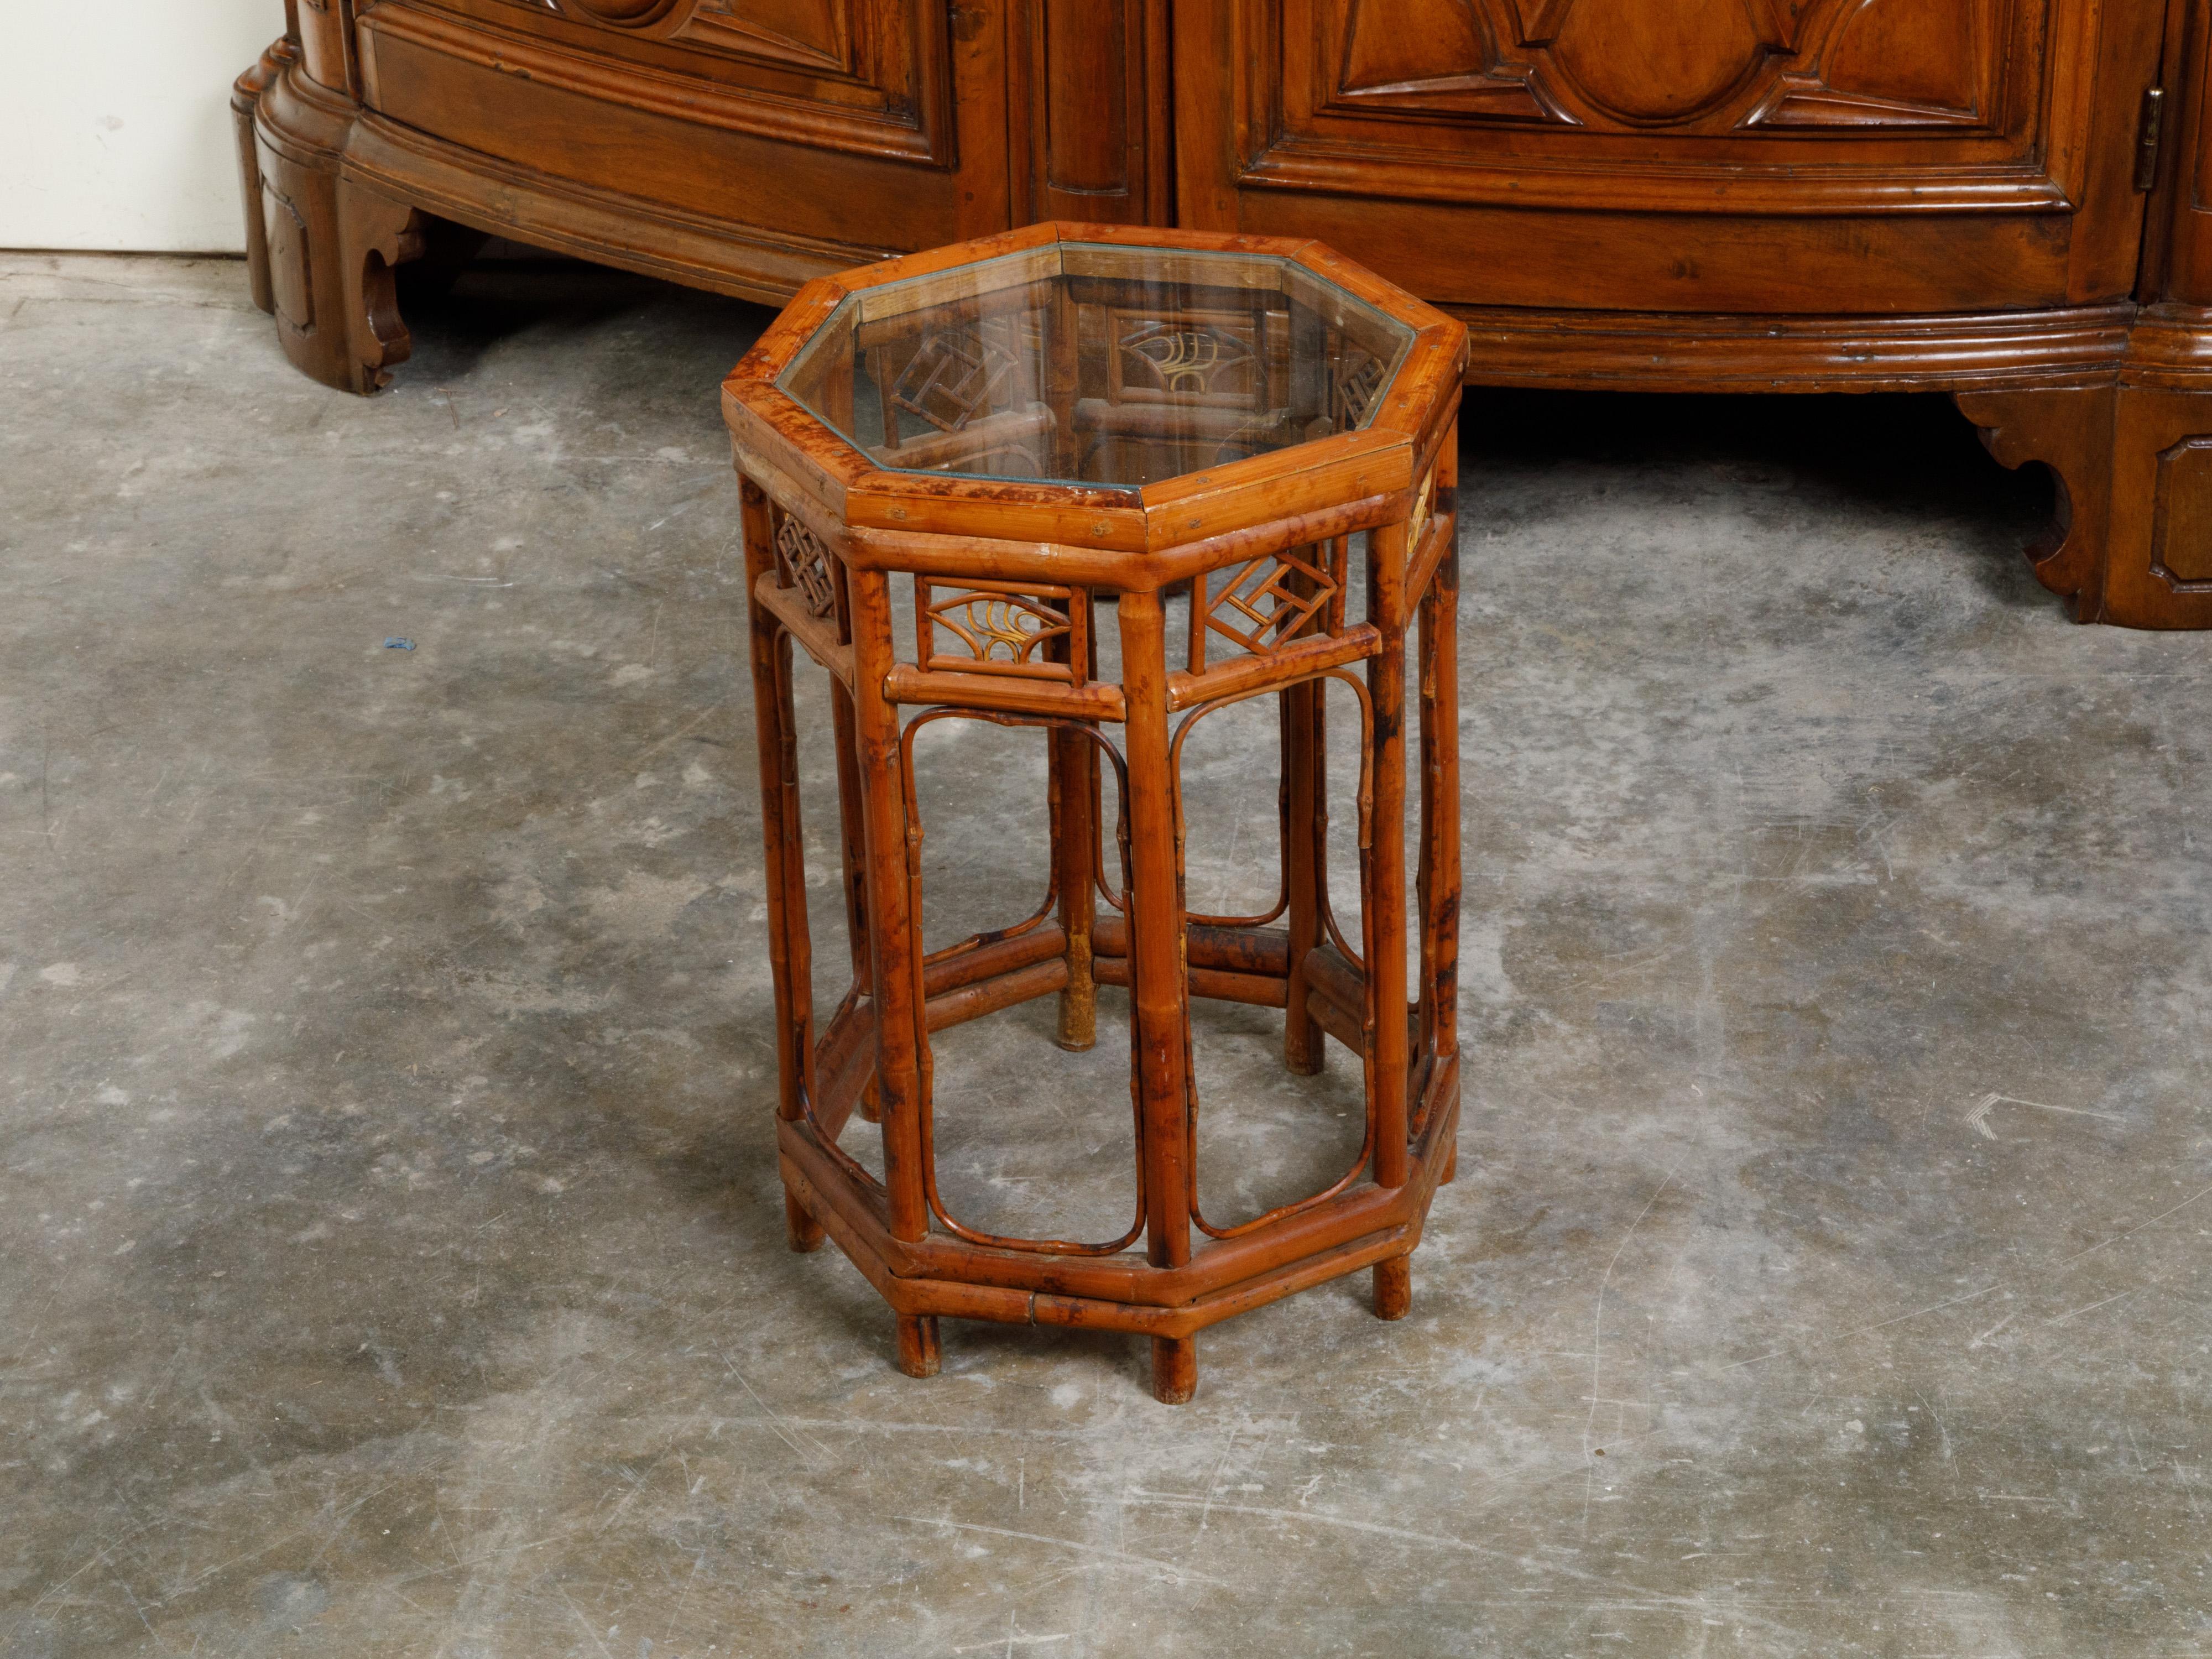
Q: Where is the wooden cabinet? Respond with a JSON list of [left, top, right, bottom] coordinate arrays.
[[235, 0, 2212, 625]]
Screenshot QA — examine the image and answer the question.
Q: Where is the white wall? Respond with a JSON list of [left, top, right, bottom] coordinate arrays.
[[0, 2, 287, 253]]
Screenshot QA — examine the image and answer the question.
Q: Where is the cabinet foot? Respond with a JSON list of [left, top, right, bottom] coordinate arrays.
[[1954, 385, 2115, 623], [241, 49, 479, 396], [1958, 322, 2212, 630]]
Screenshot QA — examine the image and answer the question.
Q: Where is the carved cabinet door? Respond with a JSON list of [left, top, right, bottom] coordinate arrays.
[[352, 0, 1015, 284], [1175, 0, 2166, 319]]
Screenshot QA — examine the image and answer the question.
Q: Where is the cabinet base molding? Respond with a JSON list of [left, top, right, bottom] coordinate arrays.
[[1447, 303, 2138, 397]]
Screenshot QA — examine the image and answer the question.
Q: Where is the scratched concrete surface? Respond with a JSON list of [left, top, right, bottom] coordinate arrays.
[[4, 251, 2211, 1658]]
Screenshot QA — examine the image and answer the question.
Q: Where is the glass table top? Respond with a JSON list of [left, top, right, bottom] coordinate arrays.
[[777, 242, 1418, 494]]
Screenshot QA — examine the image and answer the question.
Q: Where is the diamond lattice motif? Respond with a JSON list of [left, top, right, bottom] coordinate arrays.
[[891, 327, 1018, 433], [776, 514, 838, 619], [1203, 550, 1337, 657]]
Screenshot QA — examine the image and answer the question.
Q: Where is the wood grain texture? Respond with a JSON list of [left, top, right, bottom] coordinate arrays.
[[1007, 0, 1173, 226]]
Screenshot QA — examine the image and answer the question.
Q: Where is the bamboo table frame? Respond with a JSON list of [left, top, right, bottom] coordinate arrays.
[[723, 222, 1469, 1404]]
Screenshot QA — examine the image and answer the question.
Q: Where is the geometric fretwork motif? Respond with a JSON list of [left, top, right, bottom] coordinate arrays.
[[1333, 349, 1386, 432], [915, 577, 1081, 682], [892, 326, 1019, 433], [1406, 466, 1437, 552], [1196, 545, 1339, 668], [775, 512, 838, 620]]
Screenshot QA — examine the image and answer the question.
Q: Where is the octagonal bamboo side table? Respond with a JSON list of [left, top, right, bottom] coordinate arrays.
[[724, 222, 1468, 1404]]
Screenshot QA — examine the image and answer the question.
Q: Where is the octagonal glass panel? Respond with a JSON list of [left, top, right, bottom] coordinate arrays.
[[778, 242, 1418, 493]]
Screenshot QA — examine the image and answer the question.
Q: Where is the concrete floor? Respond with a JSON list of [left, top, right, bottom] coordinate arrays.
[[4, 251, 2211, 1658]]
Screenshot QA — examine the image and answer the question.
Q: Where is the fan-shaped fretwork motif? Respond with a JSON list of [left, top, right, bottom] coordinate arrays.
[[1118, 321, 1259, 398], [1406, 465, 1439, 552], [916, 578, 1081, 682]]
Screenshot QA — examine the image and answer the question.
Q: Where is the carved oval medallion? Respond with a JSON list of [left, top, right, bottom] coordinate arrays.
[[1545, 0, 1773, 125], [558, 0, 687, 28]]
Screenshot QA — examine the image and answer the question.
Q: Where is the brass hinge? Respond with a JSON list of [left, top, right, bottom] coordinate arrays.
[[2136, 87, 2166, 192]]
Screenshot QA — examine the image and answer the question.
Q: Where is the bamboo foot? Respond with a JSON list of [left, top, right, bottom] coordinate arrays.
[[858, 1076, 882, 1124], [1374, 1256, 1412, 1321], [1441, 1144, 1458, 1185], [784, 1191, 825, 1253], [895, 1313, 941, 1378], [1056, 979, 1097, 1052], [1150, 1336, 1197, 1404]]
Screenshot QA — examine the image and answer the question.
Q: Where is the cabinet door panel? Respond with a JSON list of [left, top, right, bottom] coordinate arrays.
[[354, 0, 1013, 271], [1181, 0, 2162, 313], [359, 0, 952, 163], [1005, 0, 1173, 223]]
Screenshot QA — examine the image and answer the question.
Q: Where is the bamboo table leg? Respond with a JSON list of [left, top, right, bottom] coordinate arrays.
[[1053, 597, 1098, 1052], [743, 480, 828, 1257], [1374, 1255, 1412, 1321], [1367, 520, 1412, 1316], [898, 1313, 942, 1378], [1281, 669, 1327, 1078], [1423, 428, 1463, 1190], [1120, 588, 1198, 1404], [831, 679, 883, 1124], [1151, 1336, 1198, 1405]]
